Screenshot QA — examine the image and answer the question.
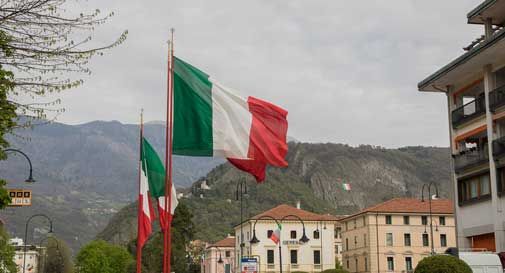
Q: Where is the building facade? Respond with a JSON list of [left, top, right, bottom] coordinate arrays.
[[340, 198, 455, 273], [10, 238, 42, 273], [418, 0, 505, 253], [202, 236, 235, 273], [234, 204, 343, 273]]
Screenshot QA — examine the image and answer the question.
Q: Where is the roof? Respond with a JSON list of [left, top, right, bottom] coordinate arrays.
[[418, 27, 505, 92], [467, 0, 505, 25], [340, 198, 454, 221], [250, 204, 341, 222], [208, 237, 235, 248]]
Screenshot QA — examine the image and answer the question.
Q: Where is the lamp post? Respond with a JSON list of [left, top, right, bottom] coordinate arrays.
[[421, 183, 439, 255], [249, 215, 310, 273], [212, 246, 224, 273], [23, 214, 53, 273], [235, 179, 248, 262], [3, 149, 36, 183], [39, 236, 63, 273]]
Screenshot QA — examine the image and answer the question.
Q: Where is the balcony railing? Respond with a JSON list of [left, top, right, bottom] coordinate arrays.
[[489, 85, 505, 112], [453, 148, 489, 173], [452, 96, 485, 128], [493, 136, 505, 158]]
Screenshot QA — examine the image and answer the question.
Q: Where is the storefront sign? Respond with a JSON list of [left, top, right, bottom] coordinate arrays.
[[241, 257, 258, 273]]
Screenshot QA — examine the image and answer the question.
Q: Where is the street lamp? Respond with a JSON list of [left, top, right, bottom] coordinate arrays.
[[23, 214, 53, 273], [235, 179, 248, 261], [421, 183, 439, 255], [211, 246, 224, 273], [3, 148, 36, 183], [249, 215, 310, 273]]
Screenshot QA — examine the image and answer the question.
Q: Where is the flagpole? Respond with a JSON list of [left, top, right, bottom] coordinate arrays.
[[136, 109, 144, 273], [163, 28, 175, 273]]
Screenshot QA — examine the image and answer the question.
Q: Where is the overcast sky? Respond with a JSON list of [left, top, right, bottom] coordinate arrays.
[[52, 0, 484, 148]]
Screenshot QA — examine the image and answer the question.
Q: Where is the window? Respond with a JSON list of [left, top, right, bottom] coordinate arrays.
[[267, 250, 274, 264], [354, 236, 357, 246], [386, 233, 393, 246], [439, 216, 446, 226], [364, 234, 367, 247], [247, 231, 250, 240], [423, 234, 429, 247], [267, 230, 273, 238], [346, 260, 349, 269], [387, 257, 394, 271], [403, 216, 410, 225], [458, 173, 491, 203], [225, 251, 230, 257], [365, 257, 368, 272], [405, 257, 413, 271], [385, 215, 392, 225], [354, 219, 357, 228], [404, 233, 411, 246], [335, 245, 339, 254], [346, 238, 349, 250], [290, 230, 297, 239], [290, 250, 298, 264], [335, 227, 342, 239], [313, 230, 320, 239], [313, 250, 321, 265], [225, 264, 231, 273], [440, 234, 447, 247], [421, 216, 428, 225], [355, 259, 358, 272]]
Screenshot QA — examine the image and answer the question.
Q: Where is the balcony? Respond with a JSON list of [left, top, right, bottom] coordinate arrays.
[[493, 136, 505, 158], [489, 85, 505, 112], [452, 96, 485, 128], [454, 148, 489, 173]]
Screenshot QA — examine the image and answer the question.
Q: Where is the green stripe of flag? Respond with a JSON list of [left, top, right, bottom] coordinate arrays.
[[173, 57, 214, 156], [142, 137, 165, 198]]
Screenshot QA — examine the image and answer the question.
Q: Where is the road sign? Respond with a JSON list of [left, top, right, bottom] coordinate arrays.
[[7, 189, 32, 206], [241, 257, 258, 273]]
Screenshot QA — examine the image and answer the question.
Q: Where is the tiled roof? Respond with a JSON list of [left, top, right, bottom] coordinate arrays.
[[341, 198, 454, 221], [250, 204, 341, 222], [208, 237, 235, 248]]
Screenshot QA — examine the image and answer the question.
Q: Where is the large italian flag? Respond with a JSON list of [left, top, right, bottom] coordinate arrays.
[[173, 57, 289, 182]]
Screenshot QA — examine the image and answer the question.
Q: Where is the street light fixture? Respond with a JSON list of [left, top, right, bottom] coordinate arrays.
[[3, 149, 36, 183], [23, 214, 53, 273], [235, 179, 248, 261], [421, 182, 439, 255]]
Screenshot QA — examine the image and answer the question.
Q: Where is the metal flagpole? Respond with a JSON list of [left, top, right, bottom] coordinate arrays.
[[136, 109, 144, 273], [163, 28, 175, 273]]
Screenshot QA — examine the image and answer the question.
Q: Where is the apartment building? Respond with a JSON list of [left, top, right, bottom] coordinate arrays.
[[340, 198, 455, 273], [234, 204, 343, 273], [418, 0, 505, 252]]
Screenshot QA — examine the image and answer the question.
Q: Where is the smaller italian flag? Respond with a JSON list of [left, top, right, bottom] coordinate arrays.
[[269, 224, 282, 244], [342, 183, 351, 191], [139, 137, 179, 247]]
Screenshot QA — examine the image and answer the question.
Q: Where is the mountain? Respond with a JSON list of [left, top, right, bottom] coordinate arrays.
[[0, 120, 223, 252], [98, 143, 451, 245]]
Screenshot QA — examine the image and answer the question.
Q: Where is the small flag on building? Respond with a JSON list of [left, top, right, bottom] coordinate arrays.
[[269, 225, 282, 244], [342, 183, 351, 191]]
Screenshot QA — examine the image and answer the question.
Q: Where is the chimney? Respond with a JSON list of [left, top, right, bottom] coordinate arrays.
[[296, 201, 301, 209]]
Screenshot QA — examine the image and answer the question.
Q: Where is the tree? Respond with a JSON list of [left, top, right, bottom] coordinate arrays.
[[40, 237, 73, 273], [75, 240, 134, 273], [414, 255, 472, 273], [0, 225, 16, 273], [0, 0, 126, 209]]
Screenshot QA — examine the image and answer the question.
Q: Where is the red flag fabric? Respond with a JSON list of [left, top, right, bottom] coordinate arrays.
[[227, 96, 289, 182]]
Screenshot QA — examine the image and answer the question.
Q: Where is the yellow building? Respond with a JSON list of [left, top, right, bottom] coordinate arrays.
[[418, 0, 505, 253], [340, 198, 455, 273]]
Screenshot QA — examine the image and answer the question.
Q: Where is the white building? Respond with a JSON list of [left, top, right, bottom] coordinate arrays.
[[418, 0, 505, 252], [234, 204, 343, 273], [10, 238, 42, 273], [201, 236, 235, 273]]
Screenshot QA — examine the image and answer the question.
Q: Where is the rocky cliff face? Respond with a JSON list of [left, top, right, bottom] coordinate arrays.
[[98, 143, 451, 245]]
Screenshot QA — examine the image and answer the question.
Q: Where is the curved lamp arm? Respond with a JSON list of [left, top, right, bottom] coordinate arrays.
[[3, 148, 35, 183], [250, 216, 281, 244], [280, 215, 310, 243]]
